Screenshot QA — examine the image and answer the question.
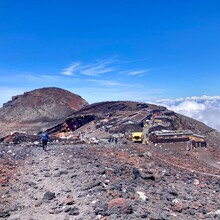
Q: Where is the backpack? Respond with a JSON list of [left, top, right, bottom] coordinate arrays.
[[41, 132, 48, 140]]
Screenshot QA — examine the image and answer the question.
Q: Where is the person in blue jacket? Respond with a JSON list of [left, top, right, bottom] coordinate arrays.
[[41, 131, 49, 151]]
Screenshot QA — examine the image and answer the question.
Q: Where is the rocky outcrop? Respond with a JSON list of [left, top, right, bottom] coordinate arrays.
[[0, 87, 88, 137]]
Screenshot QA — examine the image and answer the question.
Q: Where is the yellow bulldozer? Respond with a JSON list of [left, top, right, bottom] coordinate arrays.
[[132, 132, 143, 143]]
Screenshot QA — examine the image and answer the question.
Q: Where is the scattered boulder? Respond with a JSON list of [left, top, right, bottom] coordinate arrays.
[[43, 191, 56, 200], [68, 207, 80, 215], [83, 180, 102, 190], [107, 198, 132, 215], [65, 198, 75, 205], [132, 167, 141, 179], [0, 210, 10, 218]]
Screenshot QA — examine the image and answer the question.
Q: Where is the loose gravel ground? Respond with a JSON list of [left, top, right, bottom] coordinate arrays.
[[0, 142, 220, 220]]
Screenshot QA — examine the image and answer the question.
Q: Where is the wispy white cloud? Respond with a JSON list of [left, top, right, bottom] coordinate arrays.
[[85, 79, 138, 87], [128, 70, 147, 76], [120, 68, 157, 76], [61, 62, 81, 75], [156, 96, 220, 131], [81, 66, 115, 76], [60, 59, 117, 77], [118, 57, 152, 64], [61, 58, 158, 78]]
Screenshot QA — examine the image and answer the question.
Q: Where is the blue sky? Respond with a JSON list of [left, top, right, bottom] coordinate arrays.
[[0, 0, 220, 107]]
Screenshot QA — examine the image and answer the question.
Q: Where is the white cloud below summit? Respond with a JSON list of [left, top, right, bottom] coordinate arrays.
[[156, 96, 220, 131]]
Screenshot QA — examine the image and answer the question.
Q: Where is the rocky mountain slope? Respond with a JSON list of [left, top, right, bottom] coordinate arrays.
[[0, 92, 220, 219], [48, 101, 220, 149], [0, 87, 88, 137], [0, 140, 219, 219]]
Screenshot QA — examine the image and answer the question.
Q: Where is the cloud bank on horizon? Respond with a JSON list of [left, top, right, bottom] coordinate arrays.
[[156, 96, 220, 131]]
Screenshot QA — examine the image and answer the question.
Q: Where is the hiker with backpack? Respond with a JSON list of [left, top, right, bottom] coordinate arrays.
[[41, 131, 49, 151]]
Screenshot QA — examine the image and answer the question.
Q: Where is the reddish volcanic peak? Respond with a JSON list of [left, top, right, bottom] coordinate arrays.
[[3, 87, 87, 111], [0, 87, 88, 136]]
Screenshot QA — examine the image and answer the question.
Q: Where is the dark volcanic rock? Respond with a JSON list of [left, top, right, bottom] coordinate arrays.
[[68, 207, 80, 215], [83, 180, 102, 190], [132, 167, 141, 179], [0, 210, 10, 218], [43, 191, 56, 200]]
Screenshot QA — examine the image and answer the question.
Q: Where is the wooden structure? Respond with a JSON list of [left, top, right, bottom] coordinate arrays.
[[150, 130, 193, 143], [149, 130, 207, 147]]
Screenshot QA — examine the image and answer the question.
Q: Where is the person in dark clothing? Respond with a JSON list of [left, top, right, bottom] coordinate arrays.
[[41, 131, 49, 151]]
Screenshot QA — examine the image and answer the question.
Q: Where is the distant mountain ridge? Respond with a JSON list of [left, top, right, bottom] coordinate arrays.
[[0, 87, 220, 153], [0, 87, 88, 137]]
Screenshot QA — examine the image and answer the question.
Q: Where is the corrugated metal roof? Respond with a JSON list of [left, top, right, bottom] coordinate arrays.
[[130, 113, 149, 123]]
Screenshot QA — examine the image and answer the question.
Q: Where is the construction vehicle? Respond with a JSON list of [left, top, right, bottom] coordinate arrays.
[[132, 132, 143, 143]]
